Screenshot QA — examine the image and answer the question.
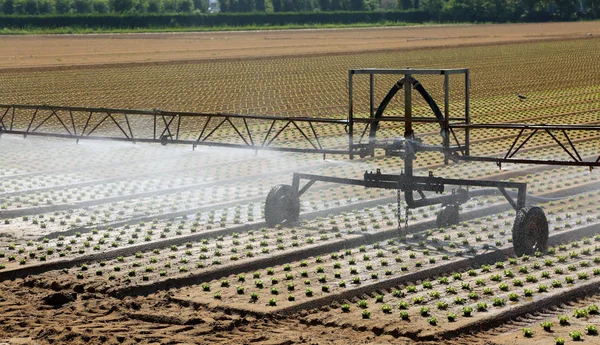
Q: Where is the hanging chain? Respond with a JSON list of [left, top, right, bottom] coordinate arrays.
[[397, 189, 402, 236], [397, 188, 410, 238], [404, 204, 409, 233]]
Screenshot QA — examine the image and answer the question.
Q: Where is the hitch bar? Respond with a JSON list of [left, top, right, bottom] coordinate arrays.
[[291, 170, 527, 211]]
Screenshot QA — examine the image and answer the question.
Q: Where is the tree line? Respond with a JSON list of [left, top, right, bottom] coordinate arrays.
[[0, 0, 597, 21], [0, 0, 207, 14]]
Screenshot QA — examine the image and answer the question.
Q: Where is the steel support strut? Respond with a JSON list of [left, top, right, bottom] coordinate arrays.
[[290, 170, 527, 211]]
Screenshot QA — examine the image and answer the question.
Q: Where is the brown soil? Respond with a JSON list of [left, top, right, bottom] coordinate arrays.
[[0, 22, 598, 69], [0, 279, 412, 345]]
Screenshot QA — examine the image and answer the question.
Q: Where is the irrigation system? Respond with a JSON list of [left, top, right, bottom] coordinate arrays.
[[2, 68, 600, 256]]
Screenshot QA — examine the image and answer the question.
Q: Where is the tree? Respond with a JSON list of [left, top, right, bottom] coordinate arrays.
[[521, 0, 540, 14], [110, 0, 137, 12], [330, 0, 343, 10], [37, 0, 55, 13], [421, 0, 442, 18], [55, 0, 73, 13], [135, 0, 148, 12], [551, 0, 576, 18], [349, 0, 365, 10], [397, 0, 411, 9], [281, 0, 295, 11], [589, 0, 600, 16], [1, 0, 15, 14], [193, 0, 208, 12], [162, 0, 177, 11], [294, 0, 314, 10], [73, 0, 93, 13], [271, 0, 281, 11], [178, 0, 194, 11], [228, 0, 238, 11], [318, 0, 329, 10], [92, 0, 109, 12], [14, 0, 38, 14], [238, 0, 254, 12]]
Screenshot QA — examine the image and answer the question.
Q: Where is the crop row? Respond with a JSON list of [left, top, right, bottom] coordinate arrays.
[[173, 189, 600, 312], [3, 39, 599, 120], [1, 149, 596, 275]]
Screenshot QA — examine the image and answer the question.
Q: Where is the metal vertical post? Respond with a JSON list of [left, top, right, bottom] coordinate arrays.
[[369, 73, 375, 119], [348, 70, 354, 160], [404, 72, 413, 177], [369, 73, 376, 157], [465, 69, 471, 157], [404, 73, 413, 139], [444, 72, 450, 165], [10, 107, 15, 131], [517, 185, 527, 210]]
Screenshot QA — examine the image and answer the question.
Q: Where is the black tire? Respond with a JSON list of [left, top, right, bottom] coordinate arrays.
[[436, 205, 459, 229], [512, 206, 548, 257], [264, 184, 300, 228]]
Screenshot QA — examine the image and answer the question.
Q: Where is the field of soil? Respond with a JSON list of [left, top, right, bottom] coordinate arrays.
[[0, 22, 599, 69], [1, 22, 600, 345]]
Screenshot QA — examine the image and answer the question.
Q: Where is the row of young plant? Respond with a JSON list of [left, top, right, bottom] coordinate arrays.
[[1, 127, 598, 281], [0, 135, 185, 179], [0, 153, 310, 211], [21, 199, 462, 289], [5, 167, 598, 276], [193, 233, 600, 310], [0, 141, 458, 244], [0, 145, 393, 224], [292, 238, 600, 334], [0, 171, 394, 245], [0, 141, 324, 208], [0, 176, 509, 272], [2, 158, 598, 276], [469, 86, 600, 119], [183, 186, 600, 312], [521, 303, 599, 343], [17, 186, 515, 294], [0, 147, 250, 196]]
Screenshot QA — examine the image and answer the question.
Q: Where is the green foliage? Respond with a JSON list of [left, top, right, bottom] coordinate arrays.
[[522, 328, 533, 338], [558, 315, 569, 325], [569, 330, 582, 341], [573, 308, 588, 318], [0, 10, 430, 32], [540, 321, 553, 331]]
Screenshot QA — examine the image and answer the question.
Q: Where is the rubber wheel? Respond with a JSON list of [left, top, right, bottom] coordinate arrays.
[[512, 206, 549, 257], [264, 184, 300, 228], [436, 205, 459, 228]]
